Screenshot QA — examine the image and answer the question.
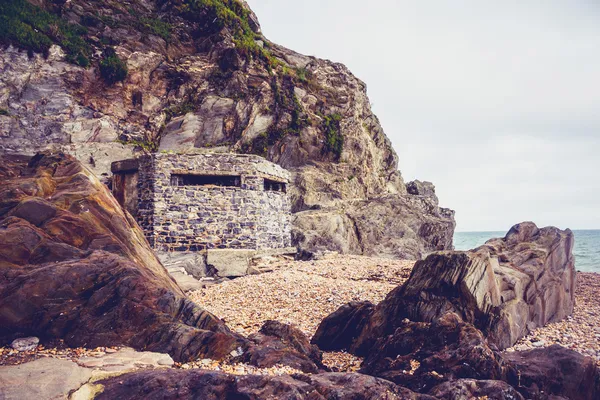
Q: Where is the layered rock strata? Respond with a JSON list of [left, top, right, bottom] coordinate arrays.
[[0, 152, 244, 361], [314, 222, 576, 353]]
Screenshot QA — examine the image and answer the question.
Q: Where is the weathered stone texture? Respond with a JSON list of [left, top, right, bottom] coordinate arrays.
[[113, 153, 291, 253]]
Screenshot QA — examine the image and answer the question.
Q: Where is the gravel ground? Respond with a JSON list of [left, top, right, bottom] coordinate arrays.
[[190, 254, 413, 337], [189, 254, 414, 371]]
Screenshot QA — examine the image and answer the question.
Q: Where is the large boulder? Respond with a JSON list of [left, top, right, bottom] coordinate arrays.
[[96, 369, 433, 399], [340, 222, 575, 352], [359, 313, 504, 392], [0, 153, 244, 362], [236, 320, 325, 373]]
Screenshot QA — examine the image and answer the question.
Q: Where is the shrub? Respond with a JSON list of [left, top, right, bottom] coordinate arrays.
[[0, 109, 10, 116], [139, 17, 172, 41], [99, 49, 128, 84], [164, 101, 195, 121], [0, 0, 91, 67], [322, 113, 344, 160]]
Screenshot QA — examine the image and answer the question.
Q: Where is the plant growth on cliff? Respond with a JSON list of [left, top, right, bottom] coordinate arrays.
[[100, 48, 128, 84], [0, 0, 92, 66], [178, 0, 279, 69], [322, 113, 344, 160]]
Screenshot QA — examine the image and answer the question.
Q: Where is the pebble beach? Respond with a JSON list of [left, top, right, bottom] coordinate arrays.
[[2, 254, 599, 372]]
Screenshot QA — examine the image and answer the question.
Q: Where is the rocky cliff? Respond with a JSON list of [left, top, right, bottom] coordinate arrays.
[[0, 0, 455, 258]]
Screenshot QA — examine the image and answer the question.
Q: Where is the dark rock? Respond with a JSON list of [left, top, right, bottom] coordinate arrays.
[[0, 153, 245, 362], [345, 222, 574, 352], [504, 345, 600, 400], [311, 301, 374, 351], [238, 320, 324, 373], [429, 379, 524, 400], [359, 313, 504, 393], [8, 198, 57, 227], [96, 369, 433, 400], [406, 180, 439, 206]]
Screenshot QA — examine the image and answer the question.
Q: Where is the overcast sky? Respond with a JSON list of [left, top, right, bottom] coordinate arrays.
[[247, 0, 600, 232]]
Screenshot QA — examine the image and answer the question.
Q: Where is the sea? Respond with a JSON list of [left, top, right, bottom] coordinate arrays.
[[454, 230, 600, 273]]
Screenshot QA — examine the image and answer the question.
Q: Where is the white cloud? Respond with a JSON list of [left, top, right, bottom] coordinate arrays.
[[247, 0, 600, 231]]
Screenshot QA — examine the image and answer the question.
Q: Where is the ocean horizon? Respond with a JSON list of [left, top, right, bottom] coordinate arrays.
[[454, 230, 600, 273]]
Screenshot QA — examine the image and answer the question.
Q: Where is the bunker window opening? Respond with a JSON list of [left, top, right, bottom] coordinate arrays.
[[171, 174, 241, 187], [264, 179, 286, 193]]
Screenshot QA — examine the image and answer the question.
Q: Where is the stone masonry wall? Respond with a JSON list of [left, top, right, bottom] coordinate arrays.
[[135, 153, 291, 252]]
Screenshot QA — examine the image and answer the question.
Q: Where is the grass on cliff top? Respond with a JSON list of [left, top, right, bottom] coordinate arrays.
[[182, 0, 280, 70], [0, 0, 92, 66]]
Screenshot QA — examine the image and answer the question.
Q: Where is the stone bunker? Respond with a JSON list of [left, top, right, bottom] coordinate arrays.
[[111, 153, 293, 280]]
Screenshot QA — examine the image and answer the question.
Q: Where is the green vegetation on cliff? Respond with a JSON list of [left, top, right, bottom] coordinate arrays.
[[322, 113, 344, 160], [0, 0, 91, 66], [181, 0, 279, 69], [100, 48, 128, 84]]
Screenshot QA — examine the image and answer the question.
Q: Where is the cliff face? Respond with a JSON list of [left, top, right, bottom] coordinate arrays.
[[0, 0, 455, 259]]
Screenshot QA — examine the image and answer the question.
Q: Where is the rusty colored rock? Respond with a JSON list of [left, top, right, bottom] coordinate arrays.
[[238, 320, 324, 373], [0, 153, 244, 362]]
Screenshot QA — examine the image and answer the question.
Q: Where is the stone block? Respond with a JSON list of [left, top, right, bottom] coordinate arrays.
[[207, 249, 256, 278]]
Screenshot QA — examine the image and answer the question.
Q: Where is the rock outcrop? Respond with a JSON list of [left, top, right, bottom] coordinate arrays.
[[315, 222, 575, 353], [504, 345, 600, 400], [0, 152, 245, 361], [360, 312, 504, 392], [311, 222, 590, 399], [292, 193, 455, 260], [0, 0, 455, 258], [96, 369, 433, 400], [236, 320, 325, 374]]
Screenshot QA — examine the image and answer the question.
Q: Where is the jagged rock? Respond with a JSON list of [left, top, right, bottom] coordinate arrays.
[[293, 194, 455, 260], [504, 345, 600, 400], [429, 379, 524, 400], [0, 153, 245, 362], [96, 369, 433, 399], [238, 320, 324, 373], [311, 301, 375, 351], [406, 180, 439, 206], [0, 0, 455, 259], [341, 222, 575, 352], [359, 313, 504, 392]]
